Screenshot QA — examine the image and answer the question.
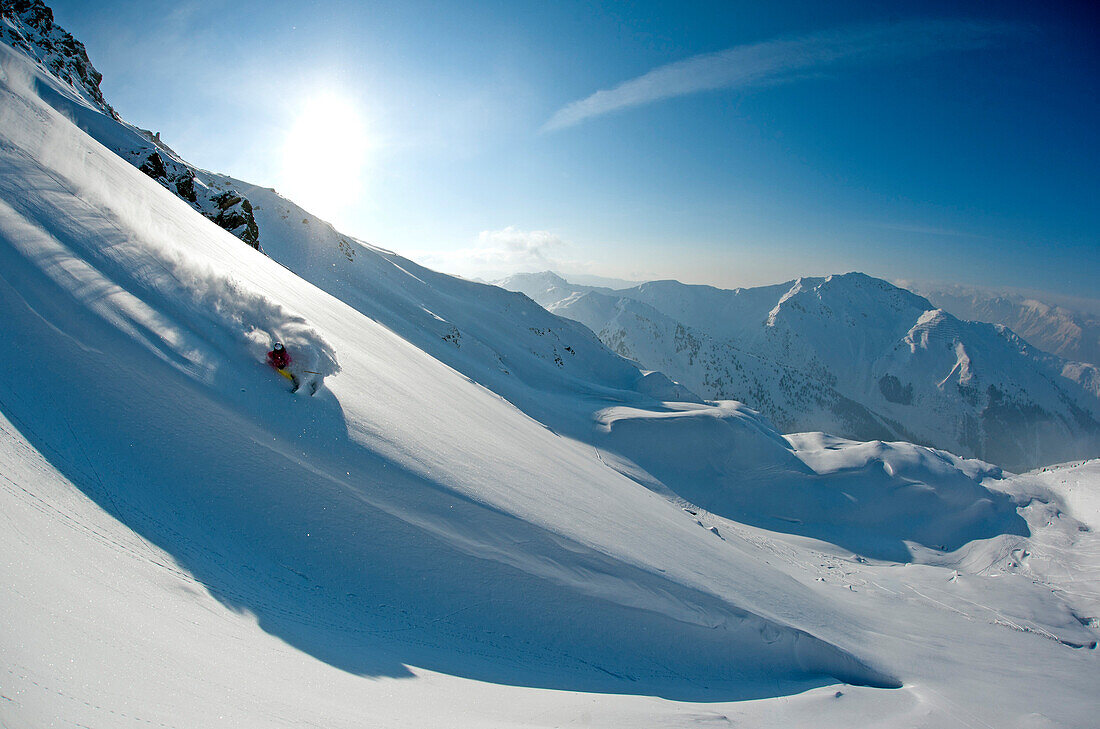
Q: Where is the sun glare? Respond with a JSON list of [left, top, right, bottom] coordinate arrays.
[[279, 92, 370, 224]]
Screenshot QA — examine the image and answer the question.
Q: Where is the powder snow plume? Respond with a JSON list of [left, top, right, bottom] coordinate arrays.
[[0, 42, 339, 385]]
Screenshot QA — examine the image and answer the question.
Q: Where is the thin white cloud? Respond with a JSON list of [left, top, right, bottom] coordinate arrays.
[[543, 20, 1018, 132], [477, 226, 563, 262], [866, 221, 996, 239], [416, 226, 583, 279]]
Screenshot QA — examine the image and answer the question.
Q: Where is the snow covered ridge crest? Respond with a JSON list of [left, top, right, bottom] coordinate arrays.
[[0, 0, 262, 250], [0, 0, 115, 117], [904, 280, 1100, 367]]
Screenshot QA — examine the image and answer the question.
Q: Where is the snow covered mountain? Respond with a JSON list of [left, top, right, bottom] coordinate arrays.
[[905, 281, 1100, 368], [2, 4, 1099, 727], [0, 0, 262, 249], [501, 271, 1100, 472]]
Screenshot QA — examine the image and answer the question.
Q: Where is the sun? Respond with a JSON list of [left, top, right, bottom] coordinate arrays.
[[279, 92, 370, 223]]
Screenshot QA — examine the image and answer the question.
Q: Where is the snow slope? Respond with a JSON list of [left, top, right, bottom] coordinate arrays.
[[501, 272, 1100, 471], [0, 1, 685, 436], [2, 6, 1099, 727]]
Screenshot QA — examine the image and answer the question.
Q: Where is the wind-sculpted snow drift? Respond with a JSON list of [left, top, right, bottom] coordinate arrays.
[[595, 402, 1027, 561]]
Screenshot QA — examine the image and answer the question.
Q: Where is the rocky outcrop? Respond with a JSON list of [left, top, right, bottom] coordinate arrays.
[[0, 0, 116, 117], [133, 150, 261, 250], [209, 191, 259, 248]]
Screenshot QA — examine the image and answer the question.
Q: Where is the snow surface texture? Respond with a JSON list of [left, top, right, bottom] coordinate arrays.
[[2, 7, 1099, 728], [501, 272, 1100, 472]]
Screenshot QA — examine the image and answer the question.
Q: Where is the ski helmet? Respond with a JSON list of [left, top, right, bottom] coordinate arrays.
[[273, 342, 284, 351]]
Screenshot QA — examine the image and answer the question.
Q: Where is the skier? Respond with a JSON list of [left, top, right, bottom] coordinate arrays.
[[267, 342, 300, 391]]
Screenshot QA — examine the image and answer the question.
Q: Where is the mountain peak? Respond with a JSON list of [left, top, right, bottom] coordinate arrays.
[[502, 270, 1100, 471], [0, 0, 116, 117], [773, 272, 937, 324]]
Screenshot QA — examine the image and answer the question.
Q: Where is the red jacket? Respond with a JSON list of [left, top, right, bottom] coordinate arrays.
[[267, 348, 291, 369]]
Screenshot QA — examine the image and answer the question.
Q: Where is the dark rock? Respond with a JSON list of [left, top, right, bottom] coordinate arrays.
[[878, 374, 913, 405], [139, 151, 167, 179], [174, 174, 197, 202]]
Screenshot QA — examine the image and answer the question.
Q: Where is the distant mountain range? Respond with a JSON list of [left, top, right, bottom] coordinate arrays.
[[902, 282, 1100, 367], [500, 272, 1100, 472]]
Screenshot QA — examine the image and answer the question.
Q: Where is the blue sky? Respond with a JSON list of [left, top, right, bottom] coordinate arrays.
[[48, 0, 1099, 297]]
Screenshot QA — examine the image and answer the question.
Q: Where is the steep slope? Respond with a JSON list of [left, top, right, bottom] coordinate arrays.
[[1, 0, 262, 249], [502, 272, 1100, 471], [225, 180, 696, 431], [0, 0, 685, 434]]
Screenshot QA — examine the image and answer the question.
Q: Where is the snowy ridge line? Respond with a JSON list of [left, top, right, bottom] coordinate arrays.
[[0, 51, 338, 384], [902, 280, 1100, 367], [0, 0, 115, 118], [0, 7, 264, 250]]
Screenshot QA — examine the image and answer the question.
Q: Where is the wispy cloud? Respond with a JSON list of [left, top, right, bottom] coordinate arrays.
[[415, 227, 585, 279], [866, 221, 997, 239], [476, 226, 564, 263], [543, 20, 1019, 132]]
